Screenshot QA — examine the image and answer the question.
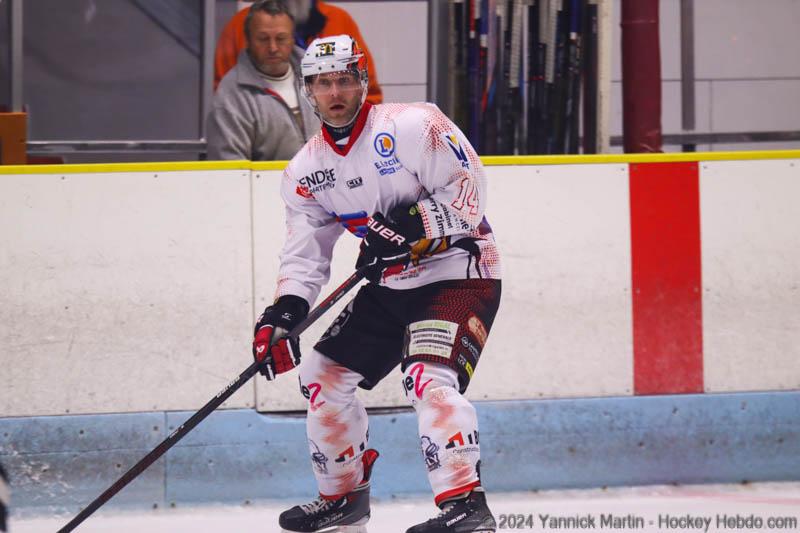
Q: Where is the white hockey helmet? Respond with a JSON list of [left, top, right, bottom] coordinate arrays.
[[301, 35, 369, 118]]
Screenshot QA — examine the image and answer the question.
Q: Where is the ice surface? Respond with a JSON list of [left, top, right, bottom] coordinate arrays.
[[11, 482, 800, 533]]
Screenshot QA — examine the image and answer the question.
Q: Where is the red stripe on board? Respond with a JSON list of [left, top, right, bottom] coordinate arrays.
[[630, 162, 703, 395]]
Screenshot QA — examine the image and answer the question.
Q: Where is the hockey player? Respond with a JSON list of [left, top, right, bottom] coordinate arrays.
[[252, 34, 502, 533]]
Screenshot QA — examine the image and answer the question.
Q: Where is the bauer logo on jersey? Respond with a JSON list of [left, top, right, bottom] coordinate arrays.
[[443, 133, 470, 168], [373, 132, 395, 157]]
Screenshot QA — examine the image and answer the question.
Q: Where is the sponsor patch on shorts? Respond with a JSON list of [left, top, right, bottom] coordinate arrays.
[[466, 314, 488, 347], [407, 320, 459, 358]]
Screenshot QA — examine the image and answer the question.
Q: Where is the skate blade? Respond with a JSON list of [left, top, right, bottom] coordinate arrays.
[[281, 524, 369, 533], [280, 515, 369, 533], [332, 524, 368, 533], [331, 514, 369, 532]]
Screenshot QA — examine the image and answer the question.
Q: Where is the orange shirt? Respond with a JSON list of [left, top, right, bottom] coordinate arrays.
[[214, 2, 383, 104]]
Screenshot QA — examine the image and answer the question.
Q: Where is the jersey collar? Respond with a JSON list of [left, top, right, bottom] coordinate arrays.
[[322, 102, 373, 157]]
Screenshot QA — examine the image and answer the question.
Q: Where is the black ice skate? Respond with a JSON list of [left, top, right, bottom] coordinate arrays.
[[279, 449, 379, 532], [405, 488, 497, 533]]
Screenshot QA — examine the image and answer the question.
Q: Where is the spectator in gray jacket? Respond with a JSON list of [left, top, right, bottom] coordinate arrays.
[[206, 0, 320, 160]]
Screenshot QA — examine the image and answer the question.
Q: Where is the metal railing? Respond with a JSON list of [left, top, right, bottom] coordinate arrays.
[[26, 140, 207, 155], [609, 131, 800, 148], [25, 130, 800, 156]]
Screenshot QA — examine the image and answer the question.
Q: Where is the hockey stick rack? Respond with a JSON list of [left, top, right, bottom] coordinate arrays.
[[57, 267, 368, 533]]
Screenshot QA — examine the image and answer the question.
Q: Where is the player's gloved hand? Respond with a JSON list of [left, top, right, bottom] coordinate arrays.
[[357, 204, 425, 283], [253, 295, 309, 380]]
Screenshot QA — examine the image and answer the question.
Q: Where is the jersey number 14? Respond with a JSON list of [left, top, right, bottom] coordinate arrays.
[[452, 177, 479, 215]]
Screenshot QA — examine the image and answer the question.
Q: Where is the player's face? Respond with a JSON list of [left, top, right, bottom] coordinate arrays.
[[246, 12, 294, 77], [307, 71, 363, 127]]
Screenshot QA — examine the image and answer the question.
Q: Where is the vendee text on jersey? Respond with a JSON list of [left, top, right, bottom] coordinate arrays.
[[300, 169, 337, 193]]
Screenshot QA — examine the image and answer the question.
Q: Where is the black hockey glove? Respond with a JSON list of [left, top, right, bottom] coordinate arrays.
[[356, 204, 425, 283], [253, 294, 309, 380]]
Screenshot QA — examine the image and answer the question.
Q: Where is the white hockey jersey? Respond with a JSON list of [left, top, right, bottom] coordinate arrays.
[[276, 102, 502, 305]]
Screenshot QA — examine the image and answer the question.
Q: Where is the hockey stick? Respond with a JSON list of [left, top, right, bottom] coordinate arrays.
[[483, 1, 501, 154], [467, 0, 480, 147], [564, 0, 584, 154], [506, 0, 523, 154], [477, 0, 490, 153], [537, 0, 550, 153], [582, 1, 598, 153], [493, 0, 510, 154], [453, 0, 468, 130], [527, 0, 543, 153], [550, 0, 568, 154], [57, 267, 369, 533]]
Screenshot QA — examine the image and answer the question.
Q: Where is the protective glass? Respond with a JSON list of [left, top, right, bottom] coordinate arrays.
[[307, 72, 362, 95]]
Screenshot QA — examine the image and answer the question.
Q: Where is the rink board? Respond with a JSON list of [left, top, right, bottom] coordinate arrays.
[[2, 153, 798, 417], [2, 153, 800, 513], [2, 391, 798, 513], [0, 168, 256, 415], [699, 160, 800, 392]]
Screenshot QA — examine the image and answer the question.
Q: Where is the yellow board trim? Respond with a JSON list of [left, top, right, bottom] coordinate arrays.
[[0, 159, 292, 175], [0, 160, 255, 175], [2, 150, 799, 175], [480, 150, 800, 166], [251, 161, 291, 171]]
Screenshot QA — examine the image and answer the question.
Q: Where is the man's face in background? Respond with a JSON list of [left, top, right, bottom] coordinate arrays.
[[246, 11, 294, 77]]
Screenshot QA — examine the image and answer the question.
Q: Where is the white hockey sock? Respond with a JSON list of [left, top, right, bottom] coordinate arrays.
[[299, 349, 369, 498], [404, 362, 482, 505]]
